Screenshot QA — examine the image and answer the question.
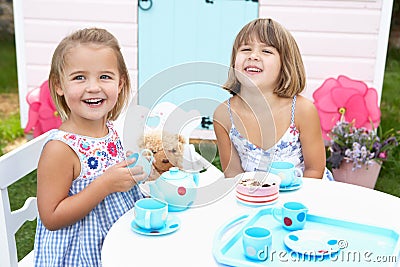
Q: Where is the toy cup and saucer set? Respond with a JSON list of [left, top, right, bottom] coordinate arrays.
[[130, 166, 200, 236], [128, 149, 199, 236], [269, 161, 304, 191], [130, 198, 181, 236]]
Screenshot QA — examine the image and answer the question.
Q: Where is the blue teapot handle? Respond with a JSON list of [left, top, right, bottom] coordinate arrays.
[[192, 172, 199, 186]]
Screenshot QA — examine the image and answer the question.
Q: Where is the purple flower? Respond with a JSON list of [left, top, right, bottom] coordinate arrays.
[[327, 120, 399, 170], [372, 141, 382, 152], [383, 136, 398, 147]]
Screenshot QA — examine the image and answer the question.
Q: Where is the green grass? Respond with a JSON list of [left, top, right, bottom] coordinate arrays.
[[0, 40, 18, 93], [8, 171, 38, 260], [374, 47, 400, 197], [0, 113, 24, 153], [0, 39, 36, 261], [1, 42, 400, 261]]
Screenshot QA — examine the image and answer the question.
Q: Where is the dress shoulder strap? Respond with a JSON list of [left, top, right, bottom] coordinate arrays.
[[227, 98, 235, 126], [290, 95, 297, 124]]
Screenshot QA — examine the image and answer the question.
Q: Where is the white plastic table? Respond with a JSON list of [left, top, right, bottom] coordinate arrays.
[[101, 174, 400, 267]]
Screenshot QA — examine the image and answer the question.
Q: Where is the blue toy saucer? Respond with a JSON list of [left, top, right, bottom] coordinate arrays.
[[130, 214, 181, 236], [279, 179, 303, 191]]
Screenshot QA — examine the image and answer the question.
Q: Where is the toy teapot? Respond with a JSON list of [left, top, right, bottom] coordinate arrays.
[[149, 167, 199, 211]]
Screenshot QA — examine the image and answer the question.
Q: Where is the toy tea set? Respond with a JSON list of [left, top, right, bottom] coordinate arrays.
[[215, 162, 400, 266], [214, 163, 400, 266], [127, 155, 400, 264], [128, 157, 302, 236], [213, 200, 400, 266], [128, 149, 199, 236]]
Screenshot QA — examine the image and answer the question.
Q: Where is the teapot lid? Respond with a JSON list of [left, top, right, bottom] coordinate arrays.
[[161, 167, 188, 180]]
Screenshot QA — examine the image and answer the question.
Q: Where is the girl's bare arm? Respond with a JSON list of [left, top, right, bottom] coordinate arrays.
[[296, 96, 326, 179], [213, 103, 244, 178], [37, 140, 145, 230]]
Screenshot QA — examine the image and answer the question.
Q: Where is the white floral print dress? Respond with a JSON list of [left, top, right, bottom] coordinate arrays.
[[228, 96, 333, 180]]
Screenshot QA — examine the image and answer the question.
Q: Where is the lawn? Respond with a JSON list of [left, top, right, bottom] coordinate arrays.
[[1, 42, 400, 261], [374, 47, 400, 196], [0, 39, 37, 261], [0, 40, 18, 92]]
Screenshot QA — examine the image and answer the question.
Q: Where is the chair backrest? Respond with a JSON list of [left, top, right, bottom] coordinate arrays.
[[0, 133, 48, 267]]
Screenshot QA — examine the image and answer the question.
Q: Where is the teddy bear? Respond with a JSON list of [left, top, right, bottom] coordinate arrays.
[[138, 130, 186, 175]]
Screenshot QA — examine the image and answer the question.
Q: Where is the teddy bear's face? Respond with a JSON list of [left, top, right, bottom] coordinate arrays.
[[152, 146, 182, 173], [139, 132, 186, 174]]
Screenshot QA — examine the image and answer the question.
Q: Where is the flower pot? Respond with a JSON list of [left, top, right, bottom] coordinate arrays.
[[332, 161, 381, 189]]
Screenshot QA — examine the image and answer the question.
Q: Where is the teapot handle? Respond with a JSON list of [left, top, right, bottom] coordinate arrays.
[[192, 172, 199, 186]]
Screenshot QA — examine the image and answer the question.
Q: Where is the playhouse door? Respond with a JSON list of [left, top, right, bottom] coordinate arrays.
[[138, 0, 258, 130]]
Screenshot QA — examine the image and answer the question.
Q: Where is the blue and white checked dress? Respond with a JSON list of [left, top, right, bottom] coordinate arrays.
[[228, 96, 333, 180], [34, 121, 143, 267]]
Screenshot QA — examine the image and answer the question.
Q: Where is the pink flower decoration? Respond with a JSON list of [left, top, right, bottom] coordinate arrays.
[[313, 75, 381, 140], [24, 80, 62, 137], [107, 142, 118, 157]]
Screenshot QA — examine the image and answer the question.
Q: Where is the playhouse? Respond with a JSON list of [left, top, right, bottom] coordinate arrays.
[[13, 0, 393, 137]]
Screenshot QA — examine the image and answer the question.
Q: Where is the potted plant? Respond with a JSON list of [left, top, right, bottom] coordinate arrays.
[[327, 120, 399, 188]]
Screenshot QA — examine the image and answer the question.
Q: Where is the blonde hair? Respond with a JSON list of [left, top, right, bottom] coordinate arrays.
[[49, 28, 131, 121], [224, 18, 306, 97]]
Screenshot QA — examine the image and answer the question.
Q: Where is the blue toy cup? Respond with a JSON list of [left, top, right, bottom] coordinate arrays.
[[134, 198, 168, 230], [269, 161, 303, 187], [242, 226, 272, 261], [127, 149, 154, 180], [272, 201, 308, 231]]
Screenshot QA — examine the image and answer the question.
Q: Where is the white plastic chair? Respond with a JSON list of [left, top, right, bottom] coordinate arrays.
[[0, 133, 48, 267]]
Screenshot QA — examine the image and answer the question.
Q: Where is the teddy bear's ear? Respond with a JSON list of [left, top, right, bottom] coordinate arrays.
[[137, 135, 145, 148], [137, 134, 151, 148]]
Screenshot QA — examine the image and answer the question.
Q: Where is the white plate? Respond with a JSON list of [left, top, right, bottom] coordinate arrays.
[[284, 230, 341, 256], [130, 214, 180, 236]]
